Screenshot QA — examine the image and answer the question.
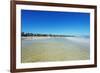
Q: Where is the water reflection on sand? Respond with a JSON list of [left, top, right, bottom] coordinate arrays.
[[21, 37, 90, 63]]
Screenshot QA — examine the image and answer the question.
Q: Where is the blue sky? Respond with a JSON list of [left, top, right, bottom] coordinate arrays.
[[21, 9, 90, 36]]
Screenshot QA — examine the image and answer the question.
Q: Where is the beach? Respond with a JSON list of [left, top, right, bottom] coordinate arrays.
[[21, 36, 90, 63]]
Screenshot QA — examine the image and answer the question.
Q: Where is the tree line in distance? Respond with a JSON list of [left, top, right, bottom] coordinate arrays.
[[21, 32, 75, 37]]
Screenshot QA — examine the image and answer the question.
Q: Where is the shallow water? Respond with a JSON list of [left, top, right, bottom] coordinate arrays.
[[21, 37, 90, 63]]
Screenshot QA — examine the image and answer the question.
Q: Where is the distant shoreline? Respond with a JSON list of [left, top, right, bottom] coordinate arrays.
[[21, 36, 90, 41], [21, 36, 66, 40], [22, 36, 52, 40]]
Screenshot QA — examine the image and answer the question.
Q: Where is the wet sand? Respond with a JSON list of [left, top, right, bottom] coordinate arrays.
[[21, 37, 90, 63]]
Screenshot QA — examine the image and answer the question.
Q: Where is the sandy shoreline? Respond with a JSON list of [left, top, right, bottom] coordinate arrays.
[[22, 36, 90, 44], [22, 36, 65, 40]]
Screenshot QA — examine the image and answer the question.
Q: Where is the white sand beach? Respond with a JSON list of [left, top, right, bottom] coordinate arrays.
[[22, 36, 51, 40]]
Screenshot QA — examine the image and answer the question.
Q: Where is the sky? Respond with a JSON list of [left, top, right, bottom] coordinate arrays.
[[21, 9, 90, 36]]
